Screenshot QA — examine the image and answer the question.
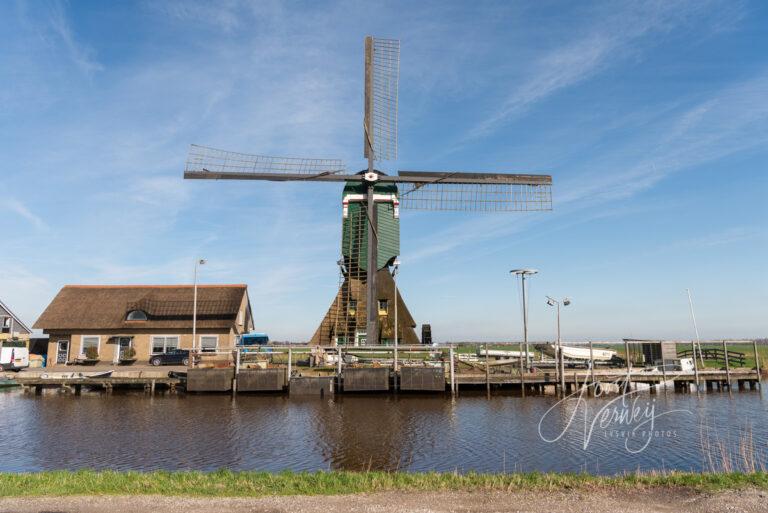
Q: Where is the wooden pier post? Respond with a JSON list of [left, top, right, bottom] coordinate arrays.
[[589, 340, 596, 397], [519, 342, 525, 397], [624, 339, 631, 393], [723, 340, 731, 390], [449, 347, 455, 396], [337, 347, 342, 375], [753, 340, 761, 388], [485, 343, 490, 397], [661, 351, 668, 396], [288, 348, 293, 378], [232, 349, 240, 396], [151, 379, 156, 396]]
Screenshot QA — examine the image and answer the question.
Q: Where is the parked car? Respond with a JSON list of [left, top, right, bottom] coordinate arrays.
[[149, 349, 190, 366]]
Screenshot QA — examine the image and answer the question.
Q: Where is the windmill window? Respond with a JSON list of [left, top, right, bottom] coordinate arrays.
[[126, 310, 148, 321], [348, 300, 357, 315], [378, 300, 388, 315]]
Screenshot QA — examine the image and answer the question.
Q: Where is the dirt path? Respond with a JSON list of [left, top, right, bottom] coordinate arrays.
[[1, 488, 766, 513]]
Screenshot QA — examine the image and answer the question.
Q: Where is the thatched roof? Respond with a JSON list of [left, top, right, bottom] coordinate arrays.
[[34, 285, 248, 331]]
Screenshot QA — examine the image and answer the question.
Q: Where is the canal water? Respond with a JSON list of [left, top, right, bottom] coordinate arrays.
[[0, 389, 765, 475]]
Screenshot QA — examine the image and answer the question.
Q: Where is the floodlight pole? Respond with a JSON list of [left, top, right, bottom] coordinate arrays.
[[510, 269, 538, 369], [547, 296, 569, 397], [192, 259, 206, 362]]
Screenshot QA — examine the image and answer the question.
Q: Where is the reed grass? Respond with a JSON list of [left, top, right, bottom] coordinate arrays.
[[0, 470, 765, 497]]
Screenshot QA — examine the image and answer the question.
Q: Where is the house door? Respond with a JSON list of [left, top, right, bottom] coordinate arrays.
[[114, 337, 132, 363], [57, 341, 69, 364]]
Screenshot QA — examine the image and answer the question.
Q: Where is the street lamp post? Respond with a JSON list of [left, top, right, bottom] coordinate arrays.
[[546, 296, 571, 396], [192, 258, 206, 362], [510, 269, 538, 369]]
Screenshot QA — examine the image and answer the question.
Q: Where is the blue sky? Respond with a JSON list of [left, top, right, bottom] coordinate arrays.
[[1, 0, 766, 342]]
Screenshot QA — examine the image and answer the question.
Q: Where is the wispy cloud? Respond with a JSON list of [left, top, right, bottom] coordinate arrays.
[[4, 199, 48, 231], [45, 0, 103, 74], [463, 0, 741, 143], [560, 70, 768, 205]]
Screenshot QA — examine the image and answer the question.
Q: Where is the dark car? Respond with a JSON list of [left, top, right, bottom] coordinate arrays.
[[149, 349, 190, 367]]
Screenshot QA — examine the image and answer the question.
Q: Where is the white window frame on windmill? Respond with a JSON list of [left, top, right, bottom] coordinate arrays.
[[342, 194, 399, 219]]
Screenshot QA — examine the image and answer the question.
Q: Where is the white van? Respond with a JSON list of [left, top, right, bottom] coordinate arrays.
[[0, 340, 29, 371]]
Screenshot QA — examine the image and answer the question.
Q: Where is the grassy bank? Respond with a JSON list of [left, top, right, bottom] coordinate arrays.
[[0, 470, 766, 497]]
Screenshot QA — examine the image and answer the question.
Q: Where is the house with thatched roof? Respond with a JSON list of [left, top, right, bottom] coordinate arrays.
[[34, 285, 253, 366]]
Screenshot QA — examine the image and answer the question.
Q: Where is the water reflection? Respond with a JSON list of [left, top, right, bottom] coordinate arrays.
[[0, 389, 764, 475]]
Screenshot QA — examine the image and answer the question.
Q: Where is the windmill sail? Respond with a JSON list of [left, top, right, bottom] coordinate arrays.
[[391, 171, 552, 212], [184, 144, 347, 180], [364, 37, 400, 161]]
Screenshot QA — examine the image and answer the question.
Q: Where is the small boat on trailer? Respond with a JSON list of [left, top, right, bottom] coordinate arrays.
[[538, 344, 619, 362]]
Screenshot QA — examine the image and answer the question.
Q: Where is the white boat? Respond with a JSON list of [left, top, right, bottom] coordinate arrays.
[[539, 344, 617, 361], [476, 349, 526, 359], [40, 370, 114, 379]]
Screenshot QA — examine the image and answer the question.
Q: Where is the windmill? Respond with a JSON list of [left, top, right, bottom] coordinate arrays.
[[184, 36, 553, 346]]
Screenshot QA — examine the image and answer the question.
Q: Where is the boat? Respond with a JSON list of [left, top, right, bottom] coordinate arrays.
[[0, 378, 19, 388], [476, 349, 526, 359], [538, 343, 617, 361], [39, 370, 114, 379]]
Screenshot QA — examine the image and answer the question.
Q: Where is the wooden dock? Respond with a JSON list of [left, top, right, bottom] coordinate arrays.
[[7, 342, 763, 397], [10, 366, 760, 396], [13, 369, 181, 395]]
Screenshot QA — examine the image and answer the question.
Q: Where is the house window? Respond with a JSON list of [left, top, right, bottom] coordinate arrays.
[[378, 299, 388, 315], [126, 310, 148, 321], [151, 336, 179, 354], [81, 336, 100, 357], [200, 336, 218, 352]]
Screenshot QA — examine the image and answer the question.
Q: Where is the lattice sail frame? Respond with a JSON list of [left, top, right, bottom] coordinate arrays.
[[185, 144, 346, 176], [365, 37, 400, 161], [398, 182, 552, 212]]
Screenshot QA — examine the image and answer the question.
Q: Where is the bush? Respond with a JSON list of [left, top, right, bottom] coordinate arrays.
[[121, 347, 136, 360], [84, 346, 99, 360]]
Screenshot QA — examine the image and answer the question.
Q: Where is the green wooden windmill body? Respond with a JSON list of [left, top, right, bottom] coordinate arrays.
[[341, 181, 400, 271]]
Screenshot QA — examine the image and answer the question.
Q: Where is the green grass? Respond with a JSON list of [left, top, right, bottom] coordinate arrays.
[[0, 470, 766, 497]]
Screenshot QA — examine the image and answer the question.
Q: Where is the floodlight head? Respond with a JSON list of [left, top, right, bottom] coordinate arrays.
[[510, 268, 538, 276], [198, 259, 207, 265], [563, 298, 571, 306], [546, 298, 555, 306]]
